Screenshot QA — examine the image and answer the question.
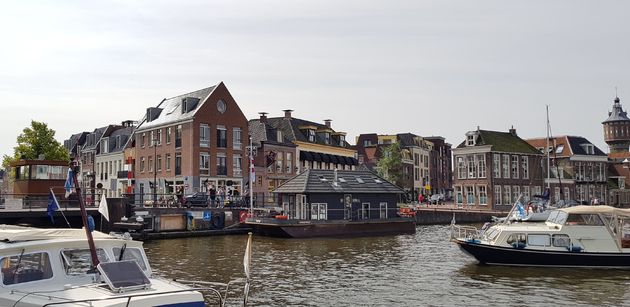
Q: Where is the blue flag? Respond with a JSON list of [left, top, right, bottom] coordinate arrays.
[[64, 168, 74, 198], [47, 189, 60, 223]]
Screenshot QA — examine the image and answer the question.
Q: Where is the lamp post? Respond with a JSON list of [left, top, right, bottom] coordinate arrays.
[[153, 138, 157, 203]]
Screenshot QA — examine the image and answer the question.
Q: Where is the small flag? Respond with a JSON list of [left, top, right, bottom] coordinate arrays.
[[47, 188, 60, 223], [64, 168, 74, 198], [99, 194, 110, 221]]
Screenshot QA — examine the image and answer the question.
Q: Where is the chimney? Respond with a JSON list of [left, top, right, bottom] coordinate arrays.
[[283, 109, 293, 119], [509, 126, 517, 136], [259, 112, 268, 124], [324, 119, 332, 128]]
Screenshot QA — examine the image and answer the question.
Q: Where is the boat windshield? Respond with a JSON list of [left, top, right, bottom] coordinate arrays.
[[61, 248, 110, 276], [565, 214, 604, 226], [112, 247, 148, 271], [546, 210, 568, 225], [1, 252, 54, 285]]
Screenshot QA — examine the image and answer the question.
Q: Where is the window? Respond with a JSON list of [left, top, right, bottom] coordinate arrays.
[[512, 186, 520, 203], [200, 124, 210, 147], [467, 156, 476, 179], [1, 252, 53, 285], [324, 133, 331, 145], [363, 140, 371, 147], [166, 127, 171, 144], [555, 187, 561, 203], [156, 155, 162, 171], [503, 186, 511, 205], [113, 247, 147, 271], [361, 203, 370, 219], [148, 157, 153, 172], [277, 130, 283, 143], [217, 126, 227, 148], [506, 233, 527, 246], [521, 156, 529, 179], [175, 153, 181, 175], [140, 157, 145, 172], [156, 129, 162, 145], [455, 186, 463, 204], [523, 186, 530, 202], [528, 234, 551, 247], [476, 154, 486, 178], [165, 154, 171, 171], [564, 187, 570, 201], [233, 154, 242, 176], [511, 155, 519, 179], [200, 153, 210, 172], [61, 249, 109, 276], [502, 154, 510, 178], [308, 129, 316, 142], [466, 186, 475, 204], [149, 131, 154, 147], [233, 128, 242, 149], [552, 234, 571, 247], [493, 154, 501, 178], [494, 186, 502, 205], [141, 133, 146, 148], [339, 135, 345, 146], [175, 125, 182, 148], [379, 202, 388, 219], [466, 134, 475, 146], [286, 152, 293, 173], [478, 185, 487, 205], [217, 155, 227, 175], [101, 138, 109, 154], [276, 153, 284, 173], [311, 203, 327, 220]]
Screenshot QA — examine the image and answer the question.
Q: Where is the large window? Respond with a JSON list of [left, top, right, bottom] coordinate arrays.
[[286, 152, 293, 174], [276, 152, 283, 174], [521, 156, 529, 179], [457, 157, 466, 179], [217, 126, 227, 148], [140, 157, 145, 172], [478, 185, 487, 205], [175, 125, 182, 148], [233, 154, 242, 176], [166, 127, 171, 144], [455, 186, 463, 204], [200, 153, 210, 173], [523, 186, 530, 202], [200, 124, 210, 147], [476, 154, 486, 178], [467, 155, 476, 179], [156, 129, 162, 145], [233, 128, 242, 150], [493, 154, 501, 178], [175, 153, 181, 176], [379, 202, 388, 219], [512, 186, 520, 203], [311, 203, 327, 220], [217, 155, 227, 175], [61, 249, 109, 276], [502, 154, 510, 178], [511, 155, 519, 179], [503, 186, 511, 205], [494, 186, 502, 205], [466, 186, 475, 204], [156, 155, 162, 171], [308, 129, 316, 142], [165, 154, 171, 171]]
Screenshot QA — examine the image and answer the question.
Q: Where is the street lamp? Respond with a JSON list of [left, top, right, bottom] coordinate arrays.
[[153, 138, 157, 203]]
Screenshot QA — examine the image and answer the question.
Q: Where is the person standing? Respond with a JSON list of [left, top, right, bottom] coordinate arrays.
[[209, 185, 217, 207]]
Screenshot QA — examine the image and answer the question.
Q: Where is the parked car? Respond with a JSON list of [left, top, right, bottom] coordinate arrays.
[[429, 194, 445, 205], [183, 192, 208, 206]]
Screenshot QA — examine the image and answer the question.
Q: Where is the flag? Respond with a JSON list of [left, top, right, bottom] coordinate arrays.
[[64, 168, 74, 198], [99, 194, 110, 221], [47, 188, 60, 223], [249, 156, 255, 185]]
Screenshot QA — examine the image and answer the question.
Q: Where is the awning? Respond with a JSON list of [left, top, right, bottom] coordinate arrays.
[[329, 155, 339, 164], [300, 151, 314, 161], [312, 152, 323, 162], [321, 153, 331, 163]]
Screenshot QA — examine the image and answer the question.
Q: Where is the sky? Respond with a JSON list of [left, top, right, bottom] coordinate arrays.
[[2, 0, 630, 159]]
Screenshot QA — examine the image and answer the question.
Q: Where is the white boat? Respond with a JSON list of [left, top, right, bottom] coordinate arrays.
[[0, 225, 250, 306], [451, 205, 630, 268]]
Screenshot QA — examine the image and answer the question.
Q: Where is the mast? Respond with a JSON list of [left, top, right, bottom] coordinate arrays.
[[546, 105, 550, 189], [71, 162, 100, 268]]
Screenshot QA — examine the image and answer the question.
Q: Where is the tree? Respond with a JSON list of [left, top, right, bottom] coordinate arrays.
[[2, 120, 69, 169], [376, 141, 404, 187]]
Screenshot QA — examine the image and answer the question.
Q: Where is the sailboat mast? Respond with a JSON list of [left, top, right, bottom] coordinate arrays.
[[546, 105, 551, 189], [249, 137, 254, 216]]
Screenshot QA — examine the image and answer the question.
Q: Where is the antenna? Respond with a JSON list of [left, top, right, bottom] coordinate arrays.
[[616, 86, 618, 98]]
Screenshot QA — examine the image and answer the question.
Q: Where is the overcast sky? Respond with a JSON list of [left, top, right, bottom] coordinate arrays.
[[2, 0, 629, 159]]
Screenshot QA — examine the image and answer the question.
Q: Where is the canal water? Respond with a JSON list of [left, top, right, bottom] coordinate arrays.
[[144, 225, 630, 306]]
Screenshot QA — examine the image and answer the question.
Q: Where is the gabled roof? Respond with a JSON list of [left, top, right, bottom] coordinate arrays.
[[526, 136, 606, 157], [457, 129, 540, 154], [105, 127, 134, 154], [566, 136, 606, 156], [138, 84, 218, 131], [273, 169, 403, 194], [248, 120, 295, 147], [82, 126, 109, 151]]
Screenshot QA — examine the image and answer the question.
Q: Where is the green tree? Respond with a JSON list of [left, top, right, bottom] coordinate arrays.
[[2, 120, 69, 169], [376, 141, 404, 187]]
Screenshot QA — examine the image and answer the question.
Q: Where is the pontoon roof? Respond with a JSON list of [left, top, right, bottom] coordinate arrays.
[[559, 205, 630, 218], [0, 225, 114, 242]]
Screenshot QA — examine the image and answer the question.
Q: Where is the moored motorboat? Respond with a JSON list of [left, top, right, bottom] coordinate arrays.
[[451, 205, 630, 268], [0, 225, 252, 306]]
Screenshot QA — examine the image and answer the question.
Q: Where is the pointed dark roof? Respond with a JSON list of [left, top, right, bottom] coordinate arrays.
[[603, 97, 630, 123], [139, 84, 218, 130], [106, 127, 134, 153], [254, 116, 351, 148], [273, 169, 403, 194], [457, 130, 540, 154], [566, 136, 607, 156]]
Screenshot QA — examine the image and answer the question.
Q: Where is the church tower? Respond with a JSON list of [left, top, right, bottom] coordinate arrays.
[[603, 96, 630, 153]]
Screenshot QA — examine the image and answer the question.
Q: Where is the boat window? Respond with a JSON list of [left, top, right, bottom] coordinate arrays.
[[61, 248, 110, 276], [552, 234, 571, 247], [506, 233, 526, 245], [112, 247, 147, 271], [1, 252, 53, 285], [484, 227, 501, 241], [565, 214, 604, 226], [622, 220, 630, 249], [547, 211, 568, 225], [528, 234, 551, 246]]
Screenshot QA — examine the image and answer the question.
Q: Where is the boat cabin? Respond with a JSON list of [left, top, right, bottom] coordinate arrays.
[[272, 169, 403, 221]]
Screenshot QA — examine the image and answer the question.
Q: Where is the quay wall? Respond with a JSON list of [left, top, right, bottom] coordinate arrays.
[[415, 208, 504, 225]]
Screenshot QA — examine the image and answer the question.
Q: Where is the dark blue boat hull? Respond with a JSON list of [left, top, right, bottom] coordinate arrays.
[[455, 239, 630, 268]]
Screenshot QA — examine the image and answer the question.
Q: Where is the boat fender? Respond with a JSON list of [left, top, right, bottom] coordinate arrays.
[[567, 244, 583, 252], [239, 210, 248, 223], [466, 238, 480, 244], [511, 242, 526, 249]]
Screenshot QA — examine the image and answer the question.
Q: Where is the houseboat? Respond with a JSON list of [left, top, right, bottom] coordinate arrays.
[[451, 205, 630, 268], [246, 169, 416, 238]]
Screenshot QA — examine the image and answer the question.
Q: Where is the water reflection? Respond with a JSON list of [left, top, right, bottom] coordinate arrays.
[[144, 226, 630, 306]]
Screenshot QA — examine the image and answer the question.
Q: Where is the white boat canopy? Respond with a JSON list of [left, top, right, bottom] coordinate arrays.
[[559, 205, 630, 218], [0, 225, 114, 242]]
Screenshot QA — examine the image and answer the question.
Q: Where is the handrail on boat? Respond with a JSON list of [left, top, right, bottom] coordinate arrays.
[[40, 286, 227, 307], [450, 224, 480, 241]]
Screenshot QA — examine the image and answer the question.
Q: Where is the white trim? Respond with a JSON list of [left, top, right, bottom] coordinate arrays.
[[453, 145, 492, 155], [569, 155, 608, 162]]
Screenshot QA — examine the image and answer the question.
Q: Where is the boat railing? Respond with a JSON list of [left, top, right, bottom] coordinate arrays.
[[39, 278, 248, 307], [450, 224, 480, 240]]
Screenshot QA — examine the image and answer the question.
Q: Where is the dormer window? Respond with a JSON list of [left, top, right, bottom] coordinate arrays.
[[364, 140, 371, 147], [581, 144, 595, 155], [101, 138, 109, 154], [324, 133, 330, 145], [339, 135, 345, 146], [277, 130, 283, 143], [308, 129, 316, 142], [116, 136, 121, 148], [466, 134, 475, 146]]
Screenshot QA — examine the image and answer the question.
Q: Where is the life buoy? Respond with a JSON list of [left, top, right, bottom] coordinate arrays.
[[239, 210, 248, 223]]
